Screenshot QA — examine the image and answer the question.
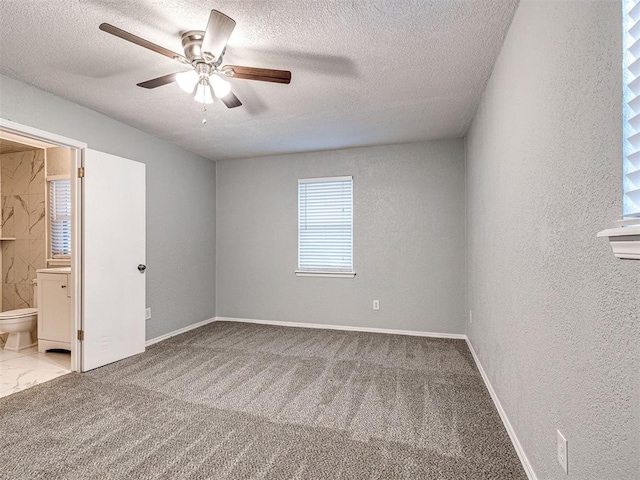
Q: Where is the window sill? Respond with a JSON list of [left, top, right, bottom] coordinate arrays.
[[597, 225, 640, 260], [47, 258, 71, 267], [295, 271, 356, 278]]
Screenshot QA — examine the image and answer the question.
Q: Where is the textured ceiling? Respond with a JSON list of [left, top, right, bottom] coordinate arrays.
[[0, 0, 518, 161]]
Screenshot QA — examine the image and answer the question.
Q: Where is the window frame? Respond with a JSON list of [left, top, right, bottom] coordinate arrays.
[[623, 0, 640, 217], [597, 0, 640, 258], [295, 175, 355, 278], [47, 174, 72, 260]]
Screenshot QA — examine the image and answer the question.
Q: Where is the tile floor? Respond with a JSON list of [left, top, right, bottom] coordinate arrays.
[[0, 346, 71, 398]]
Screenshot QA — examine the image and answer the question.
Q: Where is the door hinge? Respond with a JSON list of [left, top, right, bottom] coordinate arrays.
[[78, 167, 85, 178], [77, 330, 84, 341]]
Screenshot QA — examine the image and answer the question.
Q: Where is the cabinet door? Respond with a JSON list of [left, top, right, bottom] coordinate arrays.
[[39, 273, 70, 343]]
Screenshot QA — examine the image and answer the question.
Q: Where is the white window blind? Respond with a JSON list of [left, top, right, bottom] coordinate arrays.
[[624, 0, 640, 216], [297, 176, 353, 274], [49, 178, 71, 256]]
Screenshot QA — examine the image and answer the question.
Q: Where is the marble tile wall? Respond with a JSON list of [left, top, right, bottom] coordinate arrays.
[[0, 150, 46, 311]]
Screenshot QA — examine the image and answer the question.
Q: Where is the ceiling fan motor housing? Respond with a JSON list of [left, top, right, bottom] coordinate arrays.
[[181, 31, 205, 63], [181, 30, 224, 66]]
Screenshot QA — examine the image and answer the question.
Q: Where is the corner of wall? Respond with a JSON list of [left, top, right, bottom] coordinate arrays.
[[463, 135, 469, 338]]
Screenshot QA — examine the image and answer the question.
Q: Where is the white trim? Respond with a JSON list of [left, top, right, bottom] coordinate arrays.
[[0, 130, 57, 149], [298, 175, 352, 184], [597, 225, 640, 260], [71, 148, 82, 372], [465, 337, 538, 480], [0, 118, 87, 149], [145, 317, 217, 347], [597, 225, 640, 237], [295, 271, 356, 278], [214, 316, 466, 339]]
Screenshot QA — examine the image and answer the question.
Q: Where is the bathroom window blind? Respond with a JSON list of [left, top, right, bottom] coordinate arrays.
[[624, 0, 640, 216], [49, 178, 71, 256], [297, 176, 353, 273]]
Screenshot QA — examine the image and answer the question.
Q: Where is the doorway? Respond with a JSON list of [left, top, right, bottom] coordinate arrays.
[[0, 127, 80, 397], [0, 117, 147, 390]]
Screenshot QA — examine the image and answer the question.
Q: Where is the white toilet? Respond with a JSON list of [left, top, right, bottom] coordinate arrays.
[[0, 281, 38, 351]]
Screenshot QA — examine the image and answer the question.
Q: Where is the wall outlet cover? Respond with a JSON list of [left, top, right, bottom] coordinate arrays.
[[145, 307, 151, 320], [373, 300, 380, 310]]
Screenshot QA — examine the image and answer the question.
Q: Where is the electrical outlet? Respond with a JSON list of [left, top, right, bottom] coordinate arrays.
[[469, 310, 473, 323], [145, 308, 151, 320], [373, 300, 380, 310], [557, 430, 568, 474]]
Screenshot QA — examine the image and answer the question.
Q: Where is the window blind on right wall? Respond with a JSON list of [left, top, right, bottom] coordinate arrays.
[[624, 0, 640, 216], [50, 178, 71, 256]]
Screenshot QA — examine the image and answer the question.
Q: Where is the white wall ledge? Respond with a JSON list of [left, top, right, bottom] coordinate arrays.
[[295, 271, 356, 278], [597, 225, 640, 259]]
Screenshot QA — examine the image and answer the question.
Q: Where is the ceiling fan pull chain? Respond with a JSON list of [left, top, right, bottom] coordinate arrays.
[[202, 102, 208, 125]]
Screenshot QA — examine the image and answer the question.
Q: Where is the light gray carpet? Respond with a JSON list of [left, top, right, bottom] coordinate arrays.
[[0, 321, 526, 479]]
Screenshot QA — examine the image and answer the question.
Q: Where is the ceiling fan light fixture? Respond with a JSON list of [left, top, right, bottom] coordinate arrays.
[[194, 82, 215, 104], [210, 74, 232, 99], [100, 9, 291, 111], [176, 70, 199, 93]]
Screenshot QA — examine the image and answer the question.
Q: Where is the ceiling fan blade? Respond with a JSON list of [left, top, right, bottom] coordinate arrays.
[[220, 91, 242, 108], [201, 10, 236, 62], [99, 23, 188, 63], [137, 72, 184, 89], [222, 65, 291, 84]]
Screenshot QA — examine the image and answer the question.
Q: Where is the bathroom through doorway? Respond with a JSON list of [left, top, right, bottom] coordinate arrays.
[[0, 117, 147, 396]]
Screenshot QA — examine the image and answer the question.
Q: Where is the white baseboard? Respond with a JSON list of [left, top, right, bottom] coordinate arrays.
[[145, 317, 217, 347], [214, 316, 467, 340], [465, 338, 538, 480]]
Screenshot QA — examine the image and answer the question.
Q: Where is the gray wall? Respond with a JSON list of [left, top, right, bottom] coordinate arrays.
[[465, 1, 639, 479], [0, 74, 216, 341], [216, 140, 466, 334]]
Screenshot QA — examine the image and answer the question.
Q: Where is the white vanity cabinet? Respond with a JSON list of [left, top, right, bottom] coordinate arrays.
[[37, 269, 72, 352]]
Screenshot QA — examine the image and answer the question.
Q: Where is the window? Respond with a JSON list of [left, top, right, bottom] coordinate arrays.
[[623, 0, 640, 216], [49, 178, 71, 256], [600, 0, 640, 259], [297, 176, 354, 277]]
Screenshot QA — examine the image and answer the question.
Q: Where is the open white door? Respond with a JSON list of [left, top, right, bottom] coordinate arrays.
[[82, 149, 145, 371]]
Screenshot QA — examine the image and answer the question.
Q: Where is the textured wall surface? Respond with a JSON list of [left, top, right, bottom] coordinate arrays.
[[466, 1, 640, 479], [0, 74, 216, 341], [216, 140, 466, 334]]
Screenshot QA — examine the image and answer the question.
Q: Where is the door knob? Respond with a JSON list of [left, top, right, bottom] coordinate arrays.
[[138, 264, 147, 273]]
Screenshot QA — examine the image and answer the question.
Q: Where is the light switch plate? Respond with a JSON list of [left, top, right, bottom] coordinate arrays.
[[145, 308, 151, 320]]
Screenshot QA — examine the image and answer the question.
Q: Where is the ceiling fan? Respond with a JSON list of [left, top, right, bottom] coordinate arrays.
[[99, 9, 291, 109]]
